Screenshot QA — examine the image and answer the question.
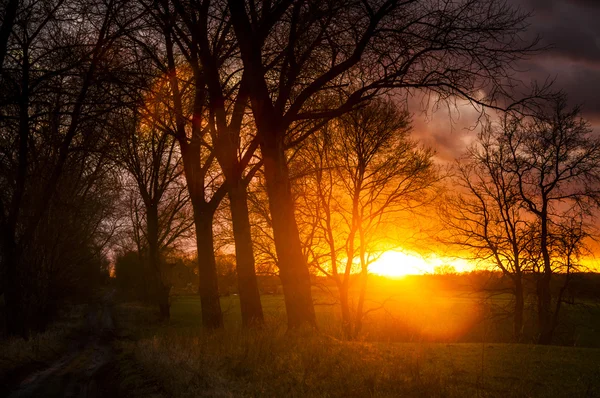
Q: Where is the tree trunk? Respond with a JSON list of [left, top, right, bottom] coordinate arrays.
[[3, 242, 29, 338], [180, 141, 224, 329], [353, 269, 369, 339], [514, 276, 524, 342], [537, 210, 553, 345], [260, 137, 316, 329], [226, 2, 315, 328], [147, 205, 170, 320], [339, 282, 352, 339], [225, 7, 315, 326], [194, 210, 223, 329], [229, 180, 264, 326], [4, 46, 30, 338]]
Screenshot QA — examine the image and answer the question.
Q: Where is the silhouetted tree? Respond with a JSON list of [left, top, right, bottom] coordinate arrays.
[[503, 96, 600, 344], [154, 0, 265, 326], [0, 0, 141, 337], [227, 0, 541, 328], [441, 124, 535, 342], [118, 109, 193, 319], [125, 5, 228, 328], [298, 99, 437, 338]]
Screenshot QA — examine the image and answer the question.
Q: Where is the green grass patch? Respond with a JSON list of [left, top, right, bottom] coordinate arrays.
[[162, 290, 600, 346], [113, 294, 600, 397]]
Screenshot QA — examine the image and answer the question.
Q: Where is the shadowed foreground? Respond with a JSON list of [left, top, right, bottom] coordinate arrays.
[[8, 291, 118, 397], [111, 295, 600, 398], [2, 291, 599, 397]]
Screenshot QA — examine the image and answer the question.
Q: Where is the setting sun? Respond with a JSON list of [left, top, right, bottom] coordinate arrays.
[[369, 250, 474, 277]]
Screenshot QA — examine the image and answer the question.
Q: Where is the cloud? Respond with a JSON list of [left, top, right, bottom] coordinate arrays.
[[517, 0, 600, 125], [410, 0, 600, 160], [525, 0, 600, 65], [408, 95, 482, 163]]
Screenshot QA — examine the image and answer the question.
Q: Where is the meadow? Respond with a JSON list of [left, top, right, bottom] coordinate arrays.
[[109, 278, 600, 397]]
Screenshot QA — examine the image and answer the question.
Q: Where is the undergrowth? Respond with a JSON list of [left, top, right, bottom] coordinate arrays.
[[0, 304, 85, 392]]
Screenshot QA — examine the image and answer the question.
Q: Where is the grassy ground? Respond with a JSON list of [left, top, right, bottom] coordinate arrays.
[[113, 292, 600, 398], [165, 285, 600, 346]]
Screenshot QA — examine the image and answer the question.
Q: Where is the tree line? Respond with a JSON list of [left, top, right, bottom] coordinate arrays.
[[1, 0, 595, 345]]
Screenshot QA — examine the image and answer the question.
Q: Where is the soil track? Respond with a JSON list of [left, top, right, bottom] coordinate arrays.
[[8, 291, 116, 398]]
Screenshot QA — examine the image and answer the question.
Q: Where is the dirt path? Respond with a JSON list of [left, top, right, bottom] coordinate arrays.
[[8, 291, 117, 398]]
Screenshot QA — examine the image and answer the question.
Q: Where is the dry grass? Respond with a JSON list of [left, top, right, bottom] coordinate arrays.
[[113, 303, 600, 398], [0, 304, 85, 389], [118, 321, 460, 397]]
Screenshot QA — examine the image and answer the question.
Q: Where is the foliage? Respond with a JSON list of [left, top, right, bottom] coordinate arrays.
[[115, 251, 148, 301]]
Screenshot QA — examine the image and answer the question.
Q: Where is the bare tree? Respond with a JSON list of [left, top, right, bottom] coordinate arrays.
[[227, 0, 541, 328], [297, 99, 437, 338], [130, 3, 229, 328], [31, 132, 120, 328], [502, 96, 600, 344], [0, 0, 143, 337], [118, 109, 193, 319], [440, 124, 534, 342], [157, 0, 265, 326]]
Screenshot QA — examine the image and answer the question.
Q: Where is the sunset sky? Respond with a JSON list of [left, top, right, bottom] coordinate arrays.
[[373, 0, 600, 275]]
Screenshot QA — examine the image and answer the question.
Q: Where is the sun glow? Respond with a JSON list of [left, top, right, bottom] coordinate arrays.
[[369, 250, 474, 277]]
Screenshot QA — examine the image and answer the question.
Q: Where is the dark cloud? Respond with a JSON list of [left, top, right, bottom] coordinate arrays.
[[567, 0, 600, 9], [526, 0, 600, 65], [412, 0, 600, 161], [516, 0, 600, 124], [520, 59, 600, 124], [408, 95, 482, 163]]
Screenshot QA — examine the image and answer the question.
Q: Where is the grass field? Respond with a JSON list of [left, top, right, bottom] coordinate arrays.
[[164, 279, 600, 347], [112, 287, 600, 397]]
